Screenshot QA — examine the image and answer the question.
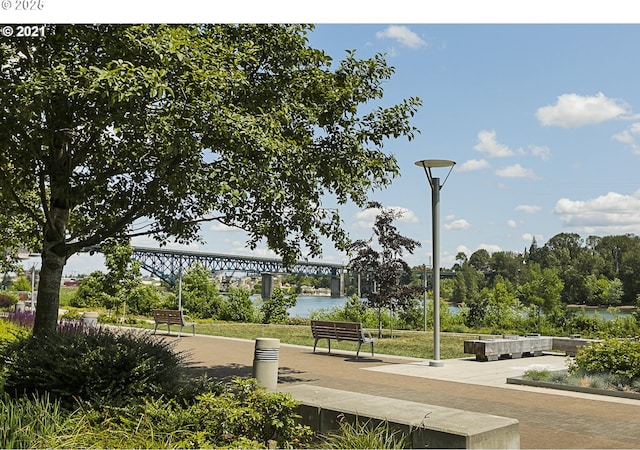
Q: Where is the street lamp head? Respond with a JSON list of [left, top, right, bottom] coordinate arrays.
[[414, 159, 456, 169], [415, 159, 456, 187]]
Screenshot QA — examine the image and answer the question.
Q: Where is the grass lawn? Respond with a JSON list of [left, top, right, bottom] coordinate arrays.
[[128, 320, 469, 360]]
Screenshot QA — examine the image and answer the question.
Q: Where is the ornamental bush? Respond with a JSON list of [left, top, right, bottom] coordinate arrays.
[[570, 338, 640, 382], [0, 325, 189, 409]]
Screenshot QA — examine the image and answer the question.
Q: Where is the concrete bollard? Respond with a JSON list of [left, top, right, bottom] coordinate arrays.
[[253, 338, 280, 391], [81, 311, 99, 327]]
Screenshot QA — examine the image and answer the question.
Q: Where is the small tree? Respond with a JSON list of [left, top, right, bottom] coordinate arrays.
[[349, 202, 422, 337], [221, 286, 256, 322], [11, 276, 31, 292], [180, 264, 223, 319], [260, 287, 296, 324], [517, 263, 564, 333]]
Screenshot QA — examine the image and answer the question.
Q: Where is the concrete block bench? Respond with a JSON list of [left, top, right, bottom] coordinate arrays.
[[464, 335, 553, 361], [464, 335, 601, 361], [281, 385, 519, 449]]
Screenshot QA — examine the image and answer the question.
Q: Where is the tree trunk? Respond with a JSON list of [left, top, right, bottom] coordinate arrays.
[[33, 203, 70, 336], [33, 250, 65, 335]]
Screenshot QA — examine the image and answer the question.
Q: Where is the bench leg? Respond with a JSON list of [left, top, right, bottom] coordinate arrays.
[[313, 338, 332, 354], [178, 326, 182, 338], [356, 342, 361, 358], [153, 323, 158, 335]]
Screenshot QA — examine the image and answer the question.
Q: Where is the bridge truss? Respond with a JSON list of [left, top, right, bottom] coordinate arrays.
[[129, 246, 345, 286]]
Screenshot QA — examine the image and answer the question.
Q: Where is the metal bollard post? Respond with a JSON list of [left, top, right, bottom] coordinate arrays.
[[252, 338, 280, 391]]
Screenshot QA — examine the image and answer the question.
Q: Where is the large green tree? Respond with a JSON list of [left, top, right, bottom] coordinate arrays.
[[0, 24, 421, 335]]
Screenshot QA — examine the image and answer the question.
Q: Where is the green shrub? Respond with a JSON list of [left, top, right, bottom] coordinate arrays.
[[42, 378, 313, 449], [319, 416, 406, 449], [0, 325, 189, 408], [260, 288, 296, 324], [220, 286, 256, 322], [125, 284, 163, 315], [523, 368, 552, 381], [570, 338, 640, 382], [0, 292, 18, 309], [0, 393, 66, 449]]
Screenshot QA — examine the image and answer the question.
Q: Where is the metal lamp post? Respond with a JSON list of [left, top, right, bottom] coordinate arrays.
[[415, 159, 456, 367]]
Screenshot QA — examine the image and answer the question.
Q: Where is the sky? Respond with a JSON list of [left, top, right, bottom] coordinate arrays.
[[8, 2, 640, 276]]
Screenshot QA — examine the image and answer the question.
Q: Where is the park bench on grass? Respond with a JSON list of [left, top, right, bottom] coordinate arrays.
[[311, 320, 374, 359], [152, 309, 195, 337]]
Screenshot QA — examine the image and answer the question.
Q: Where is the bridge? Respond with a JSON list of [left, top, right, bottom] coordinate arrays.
[[127, 246, 346, 298]]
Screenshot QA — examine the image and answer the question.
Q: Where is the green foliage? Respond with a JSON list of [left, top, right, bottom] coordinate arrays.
[[33, 378, 312, 449], [220, 286, 256, 322], [0, 393, 66, 449], [522, 368, 552, 381], [1, 325, 189, 408], [1, 24, 421, 335], [309, 294, 382, 329], [570, 338, 640, 382], [319, 416, 407, 449], [11, 276, 31, 292], [125, 283, 163, 315], [180, 264, 224, 319], [0, 292, 18, 309], [260, 287, 297, 324], [70, 271, 107, 308]]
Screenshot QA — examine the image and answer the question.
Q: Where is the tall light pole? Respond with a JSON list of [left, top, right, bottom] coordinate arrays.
[[415, 159, 455, 367]]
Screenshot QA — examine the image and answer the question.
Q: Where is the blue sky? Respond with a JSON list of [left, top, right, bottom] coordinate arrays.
[[12, 5, 640, 275]]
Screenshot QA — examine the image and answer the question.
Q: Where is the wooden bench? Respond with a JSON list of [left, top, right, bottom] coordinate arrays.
[[311, 320, 374, 358], [152, 309, 195, 337]]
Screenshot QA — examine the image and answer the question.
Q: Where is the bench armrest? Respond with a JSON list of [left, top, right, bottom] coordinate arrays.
[[361, 329, 374, 341]]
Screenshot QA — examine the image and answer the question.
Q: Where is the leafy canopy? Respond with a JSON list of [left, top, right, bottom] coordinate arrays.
[[0, 24, 421, 333]]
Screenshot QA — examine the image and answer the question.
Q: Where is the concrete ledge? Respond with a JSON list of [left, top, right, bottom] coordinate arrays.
[[280, 385, 519, 449], [507, 375, 640, 400]]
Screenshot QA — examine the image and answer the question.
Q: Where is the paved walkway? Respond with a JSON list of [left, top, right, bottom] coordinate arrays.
[[162, 332, 640, 449]]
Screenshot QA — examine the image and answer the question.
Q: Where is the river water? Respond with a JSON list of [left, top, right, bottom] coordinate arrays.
[[288, 296, 634, 320]]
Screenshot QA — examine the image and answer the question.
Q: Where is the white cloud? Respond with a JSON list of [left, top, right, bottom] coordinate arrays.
[[376, 25, 427, 49], [473, 130, 515, 157], [529, 145, 551, 161], [515, 204, 542, 213], [210, 222, 243, 232], [553, 190, 640, 234], [536, 92, 630, 128], [506, 219, 518, 228], [522, 233, 544, 243], [444, 218, 470, 231], [613, 122, 640, 154], [478, 243, 502, 253], [458, 159, 490, 172], [353, 205, 418, 229], [495, 164, 538, 179], [455, 245, 471, 259]]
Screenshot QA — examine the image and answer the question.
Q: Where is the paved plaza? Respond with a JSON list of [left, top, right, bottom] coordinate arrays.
[[163, 332, 640, 449]]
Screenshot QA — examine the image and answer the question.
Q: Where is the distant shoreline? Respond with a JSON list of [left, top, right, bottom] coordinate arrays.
[[566, 304, 635, 311]]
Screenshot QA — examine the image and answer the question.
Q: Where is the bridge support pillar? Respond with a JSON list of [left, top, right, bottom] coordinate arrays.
[[261, 273, 274, 299], [330, 272, 343, 298]]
